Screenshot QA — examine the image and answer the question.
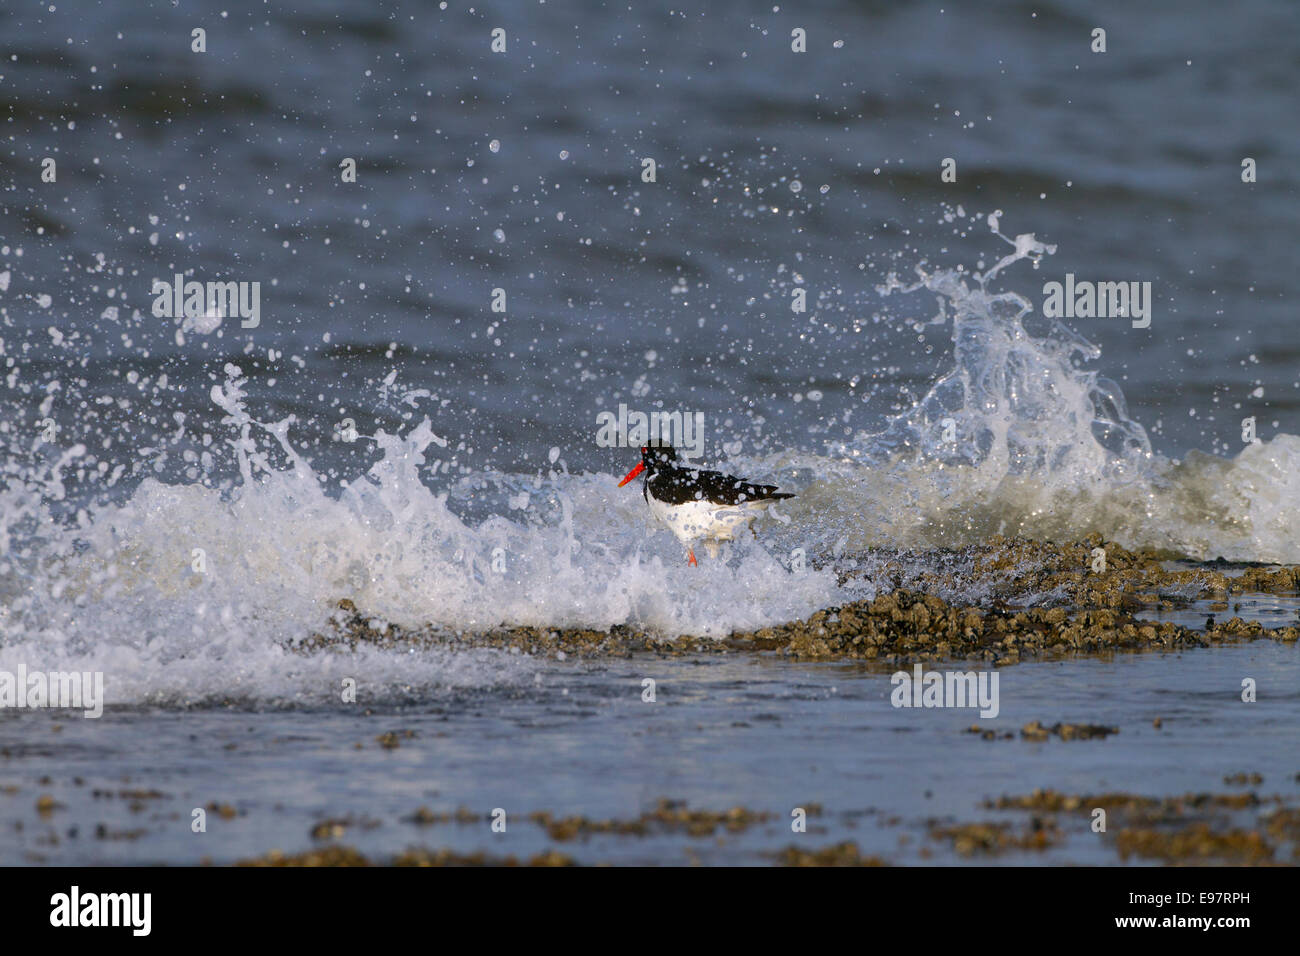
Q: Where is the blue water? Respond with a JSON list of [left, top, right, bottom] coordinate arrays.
[[2, 642, 1296, 865], [2, 0, 1297, 482]]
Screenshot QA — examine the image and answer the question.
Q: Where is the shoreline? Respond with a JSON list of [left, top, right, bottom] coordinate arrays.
[[308, 536, 1300, 665], [6, 536, 1295, 868]]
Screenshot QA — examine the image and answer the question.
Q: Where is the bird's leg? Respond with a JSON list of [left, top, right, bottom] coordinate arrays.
[[704, 540, 720, 560], [687, 548, 698, 567]]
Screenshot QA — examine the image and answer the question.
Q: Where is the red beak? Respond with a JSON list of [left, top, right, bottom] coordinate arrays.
[[617, 461, 645, 487]]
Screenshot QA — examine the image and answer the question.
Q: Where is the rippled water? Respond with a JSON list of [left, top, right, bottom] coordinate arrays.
[[3, 641, 1296, 865], [4, 0, 1297, 469]]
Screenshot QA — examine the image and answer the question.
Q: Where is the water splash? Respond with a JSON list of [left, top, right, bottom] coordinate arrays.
[[787, 216, 1297, 562], [0, 363, 841, 706], [3, 215, 1298, 708]]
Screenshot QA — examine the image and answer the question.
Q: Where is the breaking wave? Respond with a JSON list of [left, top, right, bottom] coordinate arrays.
[[2, 215, 1297, 705]]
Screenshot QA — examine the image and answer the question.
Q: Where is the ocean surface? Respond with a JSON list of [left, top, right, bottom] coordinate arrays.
[[1, 0, 1298, 864], [4, 641, 1298, 866]]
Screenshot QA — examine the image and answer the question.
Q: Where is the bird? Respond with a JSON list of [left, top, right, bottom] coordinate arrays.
[[617, 444, 794, 565]]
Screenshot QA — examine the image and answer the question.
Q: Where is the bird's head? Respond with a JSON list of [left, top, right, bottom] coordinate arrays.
[[617, 443, 677, 486]]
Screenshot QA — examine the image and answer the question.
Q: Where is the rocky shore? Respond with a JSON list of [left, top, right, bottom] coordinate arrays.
[[306, 536, 1300, 665]]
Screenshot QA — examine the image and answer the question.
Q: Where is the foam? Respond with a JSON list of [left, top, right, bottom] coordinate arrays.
[[3, 219, 1297, 705]]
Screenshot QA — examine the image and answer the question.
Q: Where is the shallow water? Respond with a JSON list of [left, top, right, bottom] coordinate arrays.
[[1137, 591, 1300, 632], [2, 640, 1296, 866]]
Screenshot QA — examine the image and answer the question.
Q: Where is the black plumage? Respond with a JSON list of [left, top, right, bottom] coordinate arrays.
[[632, 445, 795, 507]]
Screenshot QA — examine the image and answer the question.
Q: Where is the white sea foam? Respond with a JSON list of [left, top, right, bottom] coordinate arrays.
[[778, 220, 1300, 564], [0, 365, 841, 705], [2, 220, 1297, 706]]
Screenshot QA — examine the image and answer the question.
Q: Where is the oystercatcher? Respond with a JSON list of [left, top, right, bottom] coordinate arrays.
[[617, 444, 794, 566]]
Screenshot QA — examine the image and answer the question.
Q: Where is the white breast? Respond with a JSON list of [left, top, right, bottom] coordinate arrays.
[[647, 496, 770, 545]]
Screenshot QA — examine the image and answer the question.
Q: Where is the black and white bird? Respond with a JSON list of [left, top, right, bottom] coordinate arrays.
[[617, 444, 794, 565]]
